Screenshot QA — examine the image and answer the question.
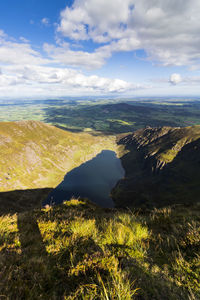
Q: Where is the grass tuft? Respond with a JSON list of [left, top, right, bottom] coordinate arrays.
[[0, 199, 200, 299]]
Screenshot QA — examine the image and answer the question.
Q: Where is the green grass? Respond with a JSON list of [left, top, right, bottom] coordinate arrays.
[[1, 101, 200, 298], [0, 121, 118, 192], [0, 198, 200, 299], [2, 98, 200, 134]]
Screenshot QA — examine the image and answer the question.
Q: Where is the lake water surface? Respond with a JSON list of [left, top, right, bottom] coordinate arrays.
[[44, 150, 125, 208]]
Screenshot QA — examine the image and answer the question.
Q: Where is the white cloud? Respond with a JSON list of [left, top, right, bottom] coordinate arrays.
[[169, 73, 182, 85], [168, 74, 200, 86], [0, 64, 142, 98], [19, 37, 30, 43], [185, 76, 200, 84], [57, 0, 134, 42], [0, 29, 146, 98], [41, 18, 50, 26], [0, 33, 50, 65], [43, 36, 141, 69], [0, 29, 6, 37], [43, 42, 110, 69], [1, 1, 200, 99], [57, 0, 200, 68]]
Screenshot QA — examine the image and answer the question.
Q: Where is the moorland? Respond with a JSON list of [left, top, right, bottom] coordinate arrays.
[[0, 97, 200, 299]]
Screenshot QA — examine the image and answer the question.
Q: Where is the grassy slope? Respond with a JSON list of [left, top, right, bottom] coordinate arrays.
[[113, 125, 200, 208], [0, 198, 200, 299], [0, 121, 117, 192], [1, 122, 200, 299]]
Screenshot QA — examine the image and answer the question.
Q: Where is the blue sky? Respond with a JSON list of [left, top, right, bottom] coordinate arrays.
[[0, 0, 200, 99]]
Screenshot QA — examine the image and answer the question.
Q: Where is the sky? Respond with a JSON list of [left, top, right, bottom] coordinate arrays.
[[1, 0, 200, 99]]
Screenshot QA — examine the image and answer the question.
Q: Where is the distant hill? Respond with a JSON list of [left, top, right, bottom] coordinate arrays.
[[113, 125, 200, 208], [0, 121, 117, 193]]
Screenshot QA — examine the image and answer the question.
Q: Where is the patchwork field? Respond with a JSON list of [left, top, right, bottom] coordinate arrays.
[[1, 98, 200, 134]]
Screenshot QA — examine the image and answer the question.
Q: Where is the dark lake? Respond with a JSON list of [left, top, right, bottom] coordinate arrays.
[[44, 150, 125, 208]]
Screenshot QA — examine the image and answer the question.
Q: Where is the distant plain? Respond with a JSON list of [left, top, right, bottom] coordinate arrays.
[[1, 98, 200, 134]]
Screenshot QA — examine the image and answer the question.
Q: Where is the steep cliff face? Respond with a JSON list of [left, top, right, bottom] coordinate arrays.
[[113, 125, 200, 208]]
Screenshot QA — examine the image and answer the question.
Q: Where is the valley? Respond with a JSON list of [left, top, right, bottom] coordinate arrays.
[[1, 0, 200, 298], [44, 150, 124, 208], [1, 100, 200, 299], [1, 98, 200, 134]]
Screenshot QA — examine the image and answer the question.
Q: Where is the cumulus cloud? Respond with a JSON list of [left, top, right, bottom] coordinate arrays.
[[0, 29, 146, 98], [57, 0, 134, 42], [168, 74, 200, 86], [169, 73, 182, 85], [43, 42, 110, 69], [0, 64, 143, 98], [57, 0, 200, 68], [0, 33, 50, 65], [43, 36, 141, 69]]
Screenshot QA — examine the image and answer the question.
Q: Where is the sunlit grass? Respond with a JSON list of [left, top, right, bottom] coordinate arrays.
[[69, 218, 97, 238], [101, 215, 148, 246], [0, 120, 118, 192], [0, 199, 200, 299]]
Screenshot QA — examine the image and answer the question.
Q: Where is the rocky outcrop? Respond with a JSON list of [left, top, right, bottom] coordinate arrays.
[[113, 125, 200, 208]]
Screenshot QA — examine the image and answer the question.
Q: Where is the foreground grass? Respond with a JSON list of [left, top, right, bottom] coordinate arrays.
[[0, 199, 200, 299]]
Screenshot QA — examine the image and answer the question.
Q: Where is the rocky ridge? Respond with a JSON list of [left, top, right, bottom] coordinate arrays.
[[113, 125, 200, 208]]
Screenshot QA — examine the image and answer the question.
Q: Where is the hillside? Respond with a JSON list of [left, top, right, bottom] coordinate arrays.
[[112, 125, 200, 208], [0, 120, 117, 193], [1, 123, 200, 299], [1, 198, 200, 299]]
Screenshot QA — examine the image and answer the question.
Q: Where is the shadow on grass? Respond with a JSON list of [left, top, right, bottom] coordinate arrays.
[[0, 189, 108, 298], [17, 212, 47, 256], [0, 188, 52, 215], [0, 189, 193, 299]]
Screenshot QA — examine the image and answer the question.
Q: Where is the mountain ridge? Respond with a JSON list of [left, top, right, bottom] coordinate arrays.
[[1, 121, 200, 209], [0, 120, 117, 193], [113, 125, 200, 208], [1, 122, 200, 299]]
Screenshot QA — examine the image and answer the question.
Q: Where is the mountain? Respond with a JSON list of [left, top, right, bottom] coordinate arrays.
[[0, 121, 117, 211], [0, 120, 117, 193], [1, 122, 200, 299], [2, 121, 200, 209], [112, 125, 200, 208]]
